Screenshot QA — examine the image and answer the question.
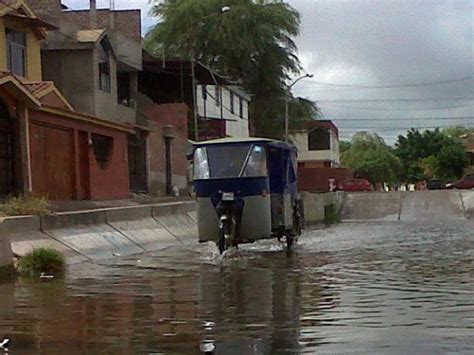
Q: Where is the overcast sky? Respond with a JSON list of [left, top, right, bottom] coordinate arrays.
[[64, 0, 474, 144]]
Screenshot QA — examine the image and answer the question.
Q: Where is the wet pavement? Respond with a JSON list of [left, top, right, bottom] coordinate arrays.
[[1, 220, 474, 354]]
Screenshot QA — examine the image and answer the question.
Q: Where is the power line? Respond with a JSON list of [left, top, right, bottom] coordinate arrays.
[[301, 76, 474, 89], [331, 116, 474, 121], [322, 103, 474, 111], [338, 124, 474, 131], [314, 98, 474, 103]]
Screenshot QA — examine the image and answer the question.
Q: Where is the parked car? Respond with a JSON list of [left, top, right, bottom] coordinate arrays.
[[446, 174, 474, 190], [427, 179, 445, 190], [340, 178, 373, 192]]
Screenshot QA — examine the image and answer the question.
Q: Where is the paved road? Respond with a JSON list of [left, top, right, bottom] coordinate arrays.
[[1, 220, 474, 353]]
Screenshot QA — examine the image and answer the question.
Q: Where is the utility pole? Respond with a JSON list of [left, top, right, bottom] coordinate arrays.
[[284, 73, 314, 142], [189, 6, 232, 142]]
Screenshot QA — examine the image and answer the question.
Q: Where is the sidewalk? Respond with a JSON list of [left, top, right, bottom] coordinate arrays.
[[48, 194, 194, 213]]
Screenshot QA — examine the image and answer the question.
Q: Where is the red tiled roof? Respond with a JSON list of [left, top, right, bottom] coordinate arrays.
[[23, 81, 54, 98], [294, 119, 339, 137]]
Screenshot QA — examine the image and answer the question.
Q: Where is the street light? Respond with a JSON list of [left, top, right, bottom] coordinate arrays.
[[190, 6, 231, 141], [284, 73, 314, 142]]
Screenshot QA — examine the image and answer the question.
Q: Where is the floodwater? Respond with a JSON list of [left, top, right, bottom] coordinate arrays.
[[1, 221, 474, 354]]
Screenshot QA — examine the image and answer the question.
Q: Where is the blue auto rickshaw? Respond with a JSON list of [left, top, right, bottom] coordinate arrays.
[[192, 138, 304, 253]]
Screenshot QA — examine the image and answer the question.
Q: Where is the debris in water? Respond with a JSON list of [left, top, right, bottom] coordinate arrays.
[[40, 273, 54, 280]]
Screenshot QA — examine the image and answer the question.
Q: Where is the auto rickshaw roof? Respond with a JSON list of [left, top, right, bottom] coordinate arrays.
[[193, 137, 297, 152]]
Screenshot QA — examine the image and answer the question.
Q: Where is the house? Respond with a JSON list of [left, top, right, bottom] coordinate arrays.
[[290, 120, 352, 192], [0, 0, 132, 200], [291, 120, 340, 168], [139, 53, 251, 140], [461, 132, 474, 173], [24, 0, 190, 196]]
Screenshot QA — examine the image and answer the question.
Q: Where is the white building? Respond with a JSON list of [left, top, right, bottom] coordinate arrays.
[[291, 120, 340, 168], [197, 84, 250, 138]]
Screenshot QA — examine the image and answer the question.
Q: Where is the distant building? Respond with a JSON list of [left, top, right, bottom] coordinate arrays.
[[290, 120, 340, 168]]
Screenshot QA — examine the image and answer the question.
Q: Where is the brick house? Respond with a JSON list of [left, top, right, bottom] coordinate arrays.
[[24, 0, 190, 196], [139, 53, 251, 141], [0, 0, 132, 200]]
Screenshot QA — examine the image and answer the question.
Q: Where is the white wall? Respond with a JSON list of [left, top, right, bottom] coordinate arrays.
[[291, 131, 340, 166], [196, 84, 250, 138]]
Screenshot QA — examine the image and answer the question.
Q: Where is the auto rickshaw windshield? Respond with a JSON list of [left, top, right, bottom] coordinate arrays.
[[194, 144, 267, 179]]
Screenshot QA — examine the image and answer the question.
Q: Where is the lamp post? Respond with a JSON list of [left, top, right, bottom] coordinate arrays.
[[284, 73, 314, 142], [190, 6, 231, 141]]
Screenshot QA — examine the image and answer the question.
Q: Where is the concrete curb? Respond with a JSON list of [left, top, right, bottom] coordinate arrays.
[[0, 201, 198, 264]]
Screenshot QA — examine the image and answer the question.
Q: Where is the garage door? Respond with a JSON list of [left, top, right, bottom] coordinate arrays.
[[30, 122, 75, 200]]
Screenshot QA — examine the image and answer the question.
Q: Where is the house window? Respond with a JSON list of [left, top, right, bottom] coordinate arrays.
[[239, 96, 243, 118], [6, 28, 26, 77], [92, 133, 113, 169], [230, 91, 234, 114], [215, 86, 220, 107], [98, 42, 111, 93], [308, 128, 330, 151]]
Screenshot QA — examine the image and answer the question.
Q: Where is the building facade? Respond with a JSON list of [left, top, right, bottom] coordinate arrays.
[[196, 84, 250, 139], [139, 54, 251, 141], [291, 120, 340, 168], [25, 0, 191, 196], [0, 0, 132, 200]]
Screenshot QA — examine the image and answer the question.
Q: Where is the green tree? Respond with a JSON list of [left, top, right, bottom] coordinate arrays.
[[339, 140, 352, 154], [146, 0, 316, 138], [443, 126, 472, 141], [341, 132, 401, 187], [394, 128, 469, 182]]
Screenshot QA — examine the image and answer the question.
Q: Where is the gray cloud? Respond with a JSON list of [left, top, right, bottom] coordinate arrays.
[[290, 0, 474, 143]]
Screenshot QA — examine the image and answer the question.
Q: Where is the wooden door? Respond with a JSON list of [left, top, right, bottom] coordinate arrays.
[[78, 131, 91, 200], [30, 122, 75, 200], [128, 133, 148, 193], [0, 101, 12, 196]]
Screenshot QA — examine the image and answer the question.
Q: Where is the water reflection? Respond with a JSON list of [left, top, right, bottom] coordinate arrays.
[[0, 221, 474, 353]]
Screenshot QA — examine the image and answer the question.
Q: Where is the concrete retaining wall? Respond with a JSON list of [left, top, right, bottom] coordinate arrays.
[[302, 191, 344, 224], [0, 201, 197, 264], [342, 190, 473, 222], [341, 192, 402, 221], [461, 191, 474, 219]]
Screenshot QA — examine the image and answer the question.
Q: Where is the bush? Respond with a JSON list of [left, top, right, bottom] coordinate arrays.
[[18, 248, 65, 275], [0, 196, 50, 217]]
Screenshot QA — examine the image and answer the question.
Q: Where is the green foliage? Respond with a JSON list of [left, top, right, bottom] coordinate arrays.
[[394, 128, 469, 182], [339, 140, 352, 154], [341, 132, 402, 186], [419, 155, 439, 179], [146, 0, 318, 138], [436, 142, 469, 181], [0, 196, 50, 217], [18, 248, 65, 275], [443, 126, 472, 141]]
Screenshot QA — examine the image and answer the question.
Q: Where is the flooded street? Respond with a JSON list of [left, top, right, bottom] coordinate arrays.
[[1, 221, 474, 354]]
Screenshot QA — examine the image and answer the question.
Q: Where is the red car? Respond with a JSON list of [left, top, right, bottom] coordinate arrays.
[[340, 178, 373, 192], [446, 174, 474, 190]]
